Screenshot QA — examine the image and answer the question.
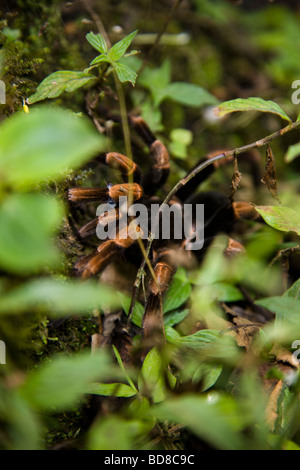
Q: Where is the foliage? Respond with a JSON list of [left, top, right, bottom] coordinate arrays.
[[1, 0, 300, 452], [214, 97, 292, 124], [27, 30, 139, 105]]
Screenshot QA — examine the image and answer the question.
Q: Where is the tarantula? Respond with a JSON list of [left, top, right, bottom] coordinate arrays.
[[68, 116, 259, 343]]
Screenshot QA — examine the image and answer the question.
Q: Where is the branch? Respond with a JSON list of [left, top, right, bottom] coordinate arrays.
[[128, 119, 300, 320], [163, 120, 300, 207]]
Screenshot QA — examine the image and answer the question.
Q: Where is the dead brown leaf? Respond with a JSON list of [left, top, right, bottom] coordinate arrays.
[[261, 145, 280, 202]]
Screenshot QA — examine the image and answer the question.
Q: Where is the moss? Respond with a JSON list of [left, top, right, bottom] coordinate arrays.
[[0, 0, 86, 114]]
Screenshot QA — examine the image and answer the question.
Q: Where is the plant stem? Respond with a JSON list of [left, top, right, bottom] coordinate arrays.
[[113, 70, 133, 161]]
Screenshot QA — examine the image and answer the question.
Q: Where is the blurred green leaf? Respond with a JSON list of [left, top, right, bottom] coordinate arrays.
[[165, 327, 220, 350], [285, 142, 300, 163], [193, 363, 223, 391], [213, 282, 244, 302], [163, 276, 192, 313], [245, 226, 282, 260], [161, 82, 219, 107], [255, 205, 300, 236], [86, 383, 137, 398], [0, 106, 105, 189], [2, 26, 21, 43], [193, 236, 281, 298], [0, 193, 63, 274], [194, 0, 235, 23], [27, 71, 97, 104], [87, 416, 152, 450], [214, 97, 291, 123], [108, 30, 138, 62], [0, 278, 121, 315], [153, 393, 246, 450], [139, 99, 164, 132], [282, 440, 300, 450], [138, 60, 171, 105], [0, 387, 41, 450], [169, 128, 193, 159], [284, 278, 300, 300], [164, 308, 190, 327], [139, 347, 176, 403], [118, 292, 144, 327], [20, 350, 112, 410], [256, 296, 300, 324], [86, 31, 108, 53]]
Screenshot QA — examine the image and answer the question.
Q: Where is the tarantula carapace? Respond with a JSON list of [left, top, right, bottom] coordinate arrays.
[[68, 116, 259, 342]]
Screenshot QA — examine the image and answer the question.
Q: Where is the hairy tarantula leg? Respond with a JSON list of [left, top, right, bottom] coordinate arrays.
[[142, 248, 177, 350], [128, 115, 157, 146], [105, 152, 142, 182], [175, 149, 232, 202], [128, 116, 170, 196], [75, 225, 144, 278], [75, 244, 120, 279], [224, 238, 246, 257], [78, 208, 121, 239], [68, 182, 143, 203], [176, 159, 215, 203], [232, 201, 261, 221], [176, 149, 263, 203], [78, 218, 99, 239]]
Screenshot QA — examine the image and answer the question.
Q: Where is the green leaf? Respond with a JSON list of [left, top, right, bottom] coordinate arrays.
[[139, 100, 164, 132], [163, 276, 192, 313], [165, 327, 220, 350], [213, 282, 244, 302], [257, 276, 300, 327], [139, 348, 176, 403], [138, 61, 172, 105], [118, 292, 144, 328], [284, 278, 300, 300], [0, 391, 42, 450], [256, 297, 300, 324], [87, 416, 153, 450], [86, 383, 137, 398], [2, 26, 21, 43], [20, 350, 112, 410], [169, 128, 193, 159], [0, 106, 105, 189], [108, 30, 138, 62], [161, 82, 219, 107], [27, 71, 97, 104], [0, 278, 121, 315], [153, 394, 246, 450], [285, 142, 300, 163], [255, 205, 300, 236], [214, 97, 292, 123], [0, 193, 63, 274], [86, 31, 107, 53], [89, 54, 110, 66], [171, 128, 193, 146], [283, 440, 300, 450], [113, 62, 137, 85], [193, 363, 223, 391], [164, 308, 190, 327]]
